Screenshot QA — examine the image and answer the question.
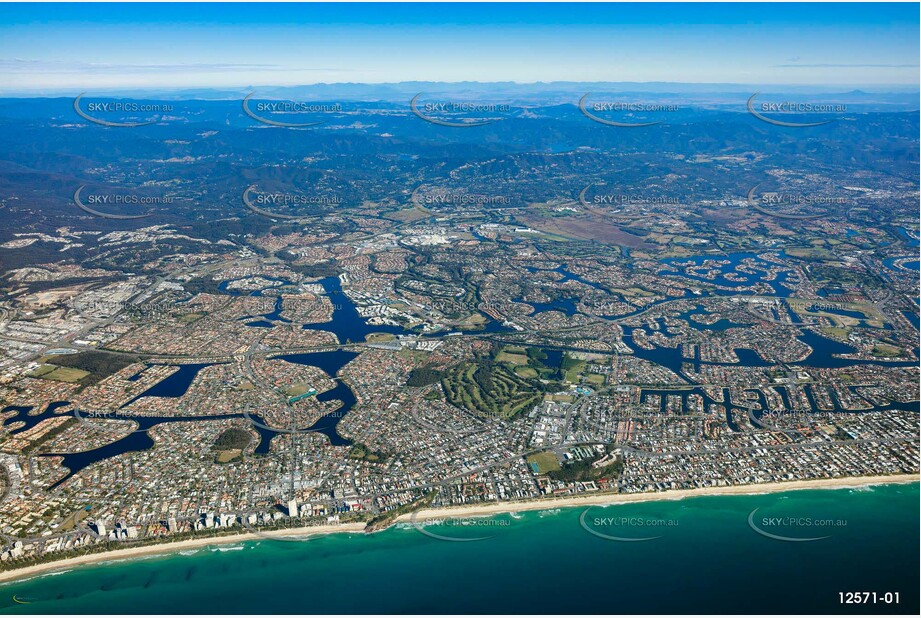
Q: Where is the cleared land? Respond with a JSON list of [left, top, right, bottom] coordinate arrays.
[[518, 214, 652, 249], [527, 451, 561, 474], [28, 364, 90, 383]]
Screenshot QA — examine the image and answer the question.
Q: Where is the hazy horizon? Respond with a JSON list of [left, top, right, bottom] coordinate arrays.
[[3, 80, 919, 103], [2, 2, 918, 93]]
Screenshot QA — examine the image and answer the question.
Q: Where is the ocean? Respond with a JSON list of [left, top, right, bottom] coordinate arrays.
[[1, 483, 918, 615]]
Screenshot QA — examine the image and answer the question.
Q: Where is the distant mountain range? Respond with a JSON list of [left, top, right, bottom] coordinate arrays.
[[3, 82, 918, 110]]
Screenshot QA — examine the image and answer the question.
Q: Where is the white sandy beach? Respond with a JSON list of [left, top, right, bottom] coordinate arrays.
[[0, 522, 366, 585], [0, 473, 916, 584], [404, 473, 920, 521]]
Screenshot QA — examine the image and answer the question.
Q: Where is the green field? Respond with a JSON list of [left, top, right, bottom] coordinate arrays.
[[28, 364, 91, 383], [871, 343, 903, 357], [560, 354, 587, 383], [820, 326, 852, 339], [585, 373, 606, 386], [514, 366, 539, 379], [58, 507, 91, 532], [783, 246, 834, 260], [215, 449, 243, 463], [284, 382, 314, 397], [348, 442, 386, 462], [497, 351, 529, 365], [28, 364, 56, 377], [366, 332, 396, 343], [459, 312, 488, 326], [527, 451, 561, 474], [44, 350, 139, 386], [790, 300, 885, 329], [178, 312, 206, 324]]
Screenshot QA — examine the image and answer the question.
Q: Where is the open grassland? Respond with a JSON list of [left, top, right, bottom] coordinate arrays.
[[527, 450, 562, 474], [28, 364, 90, 383]]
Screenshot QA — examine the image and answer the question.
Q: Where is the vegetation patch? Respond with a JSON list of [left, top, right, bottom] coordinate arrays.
[[348, 442, 387, 463], [57, 506, 92, 532], [527, 451, 561, 474], [560, 354, 587, 383], [28, 364, 90, 383], [45, 350, 139, 386], [820, 326, 851, 339], [514, 366, 539, 379], [441, 354, 552, 420], [547, 452, 624, 483], [365, 491, 436, 532], [871, 343, 903, 357], [406, 367, 444, 387], [496, 350, 529, 365], [423, 389, 443, 401], [365, 332, 396, 343], [212, 428, 253, 463], [284, 382, 315, 397], [177, 312, 206, 324]]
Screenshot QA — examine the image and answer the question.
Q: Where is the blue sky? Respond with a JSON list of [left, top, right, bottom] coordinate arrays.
[[1, 3, 918, 92]]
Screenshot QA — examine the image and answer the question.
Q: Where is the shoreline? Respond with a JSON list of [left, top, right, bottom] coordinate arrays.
[[1, 473, 917, 585], [401, 473, 920, 521]]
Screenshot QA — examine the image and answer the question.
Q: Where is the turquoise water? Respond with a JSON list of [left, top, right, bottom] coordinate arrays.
[[1, 484, 917, 614]]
